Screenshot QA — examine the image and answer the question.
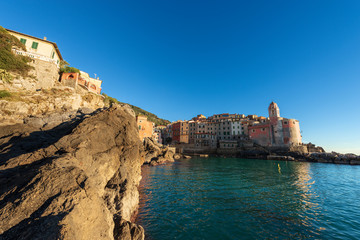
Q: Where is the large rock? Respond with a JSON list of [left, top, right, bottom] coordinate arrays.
[[0, 104, 145, 239], [0, 87, 105, 127], [143, 137, 175, 165]]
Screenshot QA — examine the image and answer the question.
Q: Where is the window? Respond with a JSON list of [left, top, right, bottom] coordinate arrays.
[[51, 51, 55, 59], [20, 38, 26, 45], [31, 41, 39, 49], [261, 128, 265, 132], [138, 125, 141, 130], [284, 121, 288, 125]]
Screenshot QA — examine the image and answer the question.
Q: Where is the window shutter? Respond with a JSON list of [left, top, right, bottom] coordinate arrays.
[[32, 42, 38, 49], [20, 38, 27, 45]]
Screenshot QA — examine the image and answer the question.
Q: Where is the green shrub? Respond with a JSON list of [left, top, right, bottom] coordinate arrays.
[[0, 90, 11, 98], [0, 26, 33, 76], [59, 60, 80, 74]]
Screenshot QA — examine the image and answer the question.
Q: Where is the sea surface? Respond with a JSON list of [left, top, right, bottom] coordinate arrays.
[[136, 157, 360, 240]]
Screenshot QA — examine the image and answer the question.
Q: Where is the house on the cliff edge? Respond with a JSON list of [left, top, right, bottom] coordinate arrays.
[[7, 28, 63, 68], [6, 28, 63, 89], [60, 72, 102, 95]]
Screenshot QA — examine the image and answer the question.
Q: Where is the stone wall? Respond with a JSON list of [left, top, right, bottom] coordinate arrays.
[[1, 59, 59, 91]]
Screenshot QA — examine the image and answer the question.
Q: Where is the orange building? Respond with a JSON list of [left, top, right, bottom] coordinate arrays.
[[136, 116, 154, 141]]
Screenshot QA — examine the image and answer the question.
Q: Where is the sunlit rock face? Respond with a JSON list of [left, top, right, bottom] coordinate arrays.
[[0, 104, 144, 240]]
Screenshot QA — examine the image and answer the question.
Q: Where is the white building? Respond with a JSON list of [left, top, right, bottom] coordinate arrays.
[[7, 28, 63, 67]]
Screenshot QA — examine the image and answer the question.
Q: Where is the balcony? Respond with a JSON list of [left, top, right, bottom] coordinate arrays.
[[12, 48, 59, 67]]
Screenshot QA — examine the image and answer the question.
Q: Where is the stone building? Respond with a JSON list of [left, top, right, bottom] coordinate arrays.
[[249, 102, 302, 147], [7, 28, 63, 89]]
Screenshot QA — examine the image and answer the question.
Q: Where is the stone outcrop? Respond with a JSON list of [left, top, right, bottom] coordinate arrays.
[[0, 104, 145, 239], [143, 137, 175, 166], [0, 59, 59, 91], [0, 87, 104, 126], [306, 152, 360, 165]]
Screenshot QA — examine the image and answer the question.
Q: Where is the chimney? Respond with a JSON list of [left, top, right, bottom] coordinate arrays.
[[43, 37, 47, 40]]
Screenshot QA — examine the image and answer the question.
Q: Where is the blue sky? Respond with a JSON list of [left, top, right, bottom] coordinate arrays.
[[1, 0, 360, 154]]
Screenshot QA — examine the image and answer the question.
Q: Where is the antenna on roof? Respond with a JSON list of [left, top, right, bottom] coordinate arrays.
[[94, 73, 97, 79]]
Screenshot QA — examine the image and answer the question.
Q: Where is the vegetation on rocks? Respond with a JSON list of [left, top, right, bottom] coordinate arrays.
[[0, 26, 32, 76], [0, 90, 11, 98], [102, 93, 170, 126], [59, 60, 80, 74], [0, 69, 13, 83]]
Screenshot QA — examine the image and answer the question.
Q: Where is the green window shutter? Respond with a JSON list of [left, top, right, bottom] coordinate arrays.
[[31, 42, 38, 49], [20, 38, 27, 45], [52, 51, 55, 59]]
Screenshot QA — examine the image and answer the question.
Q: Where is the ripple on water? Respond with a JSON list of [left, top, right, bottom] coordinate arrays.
[[137, 158, 360, 240]]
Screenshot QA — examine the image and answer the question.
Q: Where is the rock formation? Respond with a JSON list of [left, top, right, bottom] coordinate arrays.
[[142, 137, 175, 166], [0, 87, 105, 126], [0, 104, 145, 240]]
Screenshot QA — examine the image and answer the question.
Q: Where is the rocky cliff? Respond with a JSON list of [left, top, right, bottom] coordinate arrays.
[[0, 87, 105, 126], [143, 137, 175, 166], [0, 104, 145, 240]]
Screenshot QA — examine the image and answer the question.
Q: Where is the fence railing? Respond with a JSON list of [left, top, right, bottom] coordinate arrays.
[[12, 48, 59, 67]]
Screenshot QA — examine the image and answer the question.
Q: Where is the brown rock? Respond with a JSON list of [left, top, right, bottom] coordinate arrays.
[[0, 104, 144, 239]]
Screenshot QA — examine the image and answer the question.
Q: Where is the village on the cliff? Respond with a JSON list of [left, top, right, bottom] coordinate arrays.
[[3, 27, 322, 156], [4, 28, 103, 94], [138, 101, 324, 155]]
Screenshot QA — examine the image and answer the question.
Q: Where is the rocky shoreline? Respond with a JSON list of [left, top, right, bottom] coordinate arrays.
[[0, 104, 146, 240], [187, 151, 360, 165], [0, 98, 358, 240]]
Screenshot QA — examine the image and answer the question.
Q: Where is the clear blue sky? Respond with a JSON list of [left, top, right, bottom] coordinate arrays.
[[1, 0, 360, 154]]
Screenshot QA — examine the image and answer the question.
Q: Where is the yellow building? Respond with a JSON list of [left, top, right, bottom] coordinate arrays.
[[6, 28, 63, 67]]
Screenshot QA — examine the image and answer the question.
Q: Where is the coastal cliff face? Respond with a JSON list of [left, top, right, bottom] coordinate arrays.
[[0, 87, 105, 126], [0, 104, 145, 239]]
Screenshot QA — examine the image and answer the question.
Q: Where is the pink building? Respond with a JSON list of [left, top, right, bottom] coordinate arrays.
[[249, 102, 302, 147]]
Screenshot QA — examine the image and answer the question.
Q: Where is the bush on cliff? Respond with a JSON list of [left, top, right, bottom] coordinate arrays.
[[0, 90, 11, 98], [102, 93, 170, 126], [0, 26, 33, 76], [59, 60, 80, 74]]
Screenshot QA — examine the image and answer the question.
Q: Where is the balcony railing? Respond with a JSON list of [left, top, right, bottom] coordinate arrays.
[[12, 48, 59, 67]]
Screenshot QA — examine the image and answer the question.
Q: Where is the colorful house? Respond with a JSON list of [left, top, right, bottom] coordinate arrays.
[[60, 71, 102, 94], [249, 102, 302, 147]]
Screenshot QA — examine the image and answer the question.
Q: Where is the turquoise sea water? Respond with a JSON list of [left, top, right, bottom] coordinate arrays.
[[136, 158, 360, 240]]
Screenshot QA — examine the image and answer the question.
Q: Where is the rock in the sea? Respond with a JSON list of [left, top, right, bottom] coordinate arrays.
[[0, 104, 144, 240], [143, 137, 175, 165]]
